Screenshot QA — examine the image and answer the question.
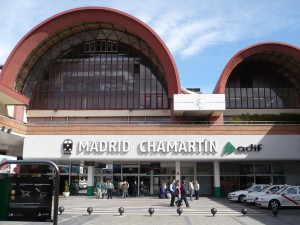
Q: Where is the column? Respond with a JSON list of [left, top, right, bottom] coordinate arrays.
[[150, 170, 154, 195], [213, 161, 221, 198], [87, 166, 95, 196], [175, 161, 180, 181]]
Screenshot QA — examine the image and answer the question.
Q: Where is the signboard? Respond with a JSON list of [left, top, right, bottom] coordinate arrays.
[[23, 134, 300, 161], [7, 177, 53, 222]]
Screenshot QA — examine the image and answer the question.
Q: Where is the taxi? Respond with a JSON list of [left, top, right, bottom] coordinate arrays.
[[227, 184, 270, 203], [242, 184, 285, 204], [255, 185, 300, 209]]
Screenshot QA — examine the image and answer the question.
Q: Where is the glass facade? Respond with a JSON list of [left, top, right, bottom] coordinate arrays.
[[226, 62, 300, 109], [23, 28, 169, 110]]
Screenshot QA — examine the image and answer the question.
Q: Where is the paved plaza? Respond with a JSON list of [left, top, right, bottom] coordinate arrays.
[[1, 196, 300, 225]]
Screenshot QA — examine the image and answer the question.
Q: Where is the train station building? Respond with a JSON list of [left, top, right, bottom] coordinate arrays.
[[1, 7, 300, 197]]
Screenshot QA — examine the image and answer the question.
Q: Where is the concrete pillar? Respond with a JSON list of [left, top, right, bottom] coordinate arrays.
[[150, 170, 154, 194], [209, 113, 224, 125], [213, 161, 221, 197], [87, 166, 95, 196], [175, 161, 180, 181]]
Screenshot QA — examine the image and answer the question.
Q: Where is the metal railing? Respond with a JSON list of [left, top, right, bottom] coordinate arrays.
[[25, 120, 300, 126]]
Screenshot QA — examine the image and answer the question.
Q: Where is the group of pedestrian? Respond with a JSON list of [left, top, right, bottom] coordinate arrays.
[[97, 180, 145, 199], [169, 179, 200, 207], [188, 180, 200, 201], [95, 180, 114, 199]]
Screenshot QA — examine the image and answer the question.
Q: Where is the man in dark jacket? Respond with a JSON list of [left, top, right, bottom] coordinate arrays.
[[169, 179, 176, 206], [177, 180, 190, 207]]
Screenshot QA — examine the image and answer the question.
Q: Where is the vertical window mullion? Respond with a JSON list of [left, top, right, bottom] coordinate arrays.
[[138, 57, 141, 109], [104, 52, 107, 109], [47, 64, 52, 109], [69, 52, 74, 109], [126, 52, 129, 109], [92, 53, 96, 109], [58, 60, 62, 109], [155, 67, 158, 108], [86, 53, 91, 109], [75, 53, 79, 109], [52, 60, 57, 110], [115, 53, 118, 109], [121, 55, 124, 109], [144, 62, 146, 108], [99, 53, 102, 109], [63, 53, 68, 109], [81, 54, 85, 109], [110, 52, 113, 109]]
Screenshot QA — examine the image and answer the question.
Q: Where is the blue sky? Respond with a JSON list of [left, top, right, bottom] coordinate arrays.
[[1, 0, 300, 93]]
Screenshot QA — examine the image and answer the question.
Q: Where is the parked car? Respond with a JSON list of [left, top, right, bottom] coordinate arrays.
[[242, 184, 285, 204], [255, 185, 300, 209], [227, 184, 270, 202]]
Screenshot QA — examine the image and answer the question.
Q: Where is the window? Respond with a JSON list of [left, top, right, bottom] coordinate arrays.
[[284, 187, 297, 195], [225, 62, 299, 109], [26, 32, 169, 110]]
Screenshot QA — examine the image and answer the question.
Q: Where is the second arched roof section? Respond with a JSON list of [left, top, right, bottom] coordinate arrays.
[[214, 42, 300, 94]]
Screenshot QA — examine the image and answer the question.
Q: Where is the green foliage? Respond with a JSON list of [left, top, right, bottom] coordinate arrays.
[[64, 180, 70, 192], [227, 113, 300, 124]]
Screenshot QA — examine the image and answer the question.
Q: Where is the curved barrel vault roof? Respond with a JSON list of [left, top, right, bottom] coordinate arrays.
[[0, 7, 181, 105], [214, 42, 300, 94]]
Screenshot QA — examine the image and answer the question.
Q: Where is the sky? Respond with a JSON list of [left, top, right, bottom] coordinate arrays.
[[1, 0, 300, 93]]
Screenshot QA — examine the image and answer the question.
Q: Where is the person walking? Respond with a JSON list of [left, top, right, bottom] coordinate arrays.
[[96, 180, 102, 199], [132, 181, 137, 197], [122, 181, 129, 198], [169, 179, 176, 206], [107, 180, 114, 199], [102, 180, 108, 199], [194, 180, 200, 200], [175, 180, 181, 206], [140, 181, 145, 197], [177, 180, 190, 208], [188, 181, 194, 201], [118, 180, 124, 197]]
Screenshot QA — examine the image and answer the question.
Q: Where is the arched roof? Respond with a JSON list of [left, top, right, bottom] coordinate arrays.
[[213, 42, 300, 94], [0, 7, 181, 104]]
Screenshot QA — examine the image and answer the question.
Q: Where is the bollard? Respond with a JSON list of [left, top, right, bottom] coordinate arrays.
[[58, 206, 65, 215], [241, 208, 247, 216], [272, 207, 278, 217], [148, 208, 154, 216], [87, 207, 93, 215], [177, 207, 183, 216], [118, 207, 125, 216], [211, 208, 217, 216]]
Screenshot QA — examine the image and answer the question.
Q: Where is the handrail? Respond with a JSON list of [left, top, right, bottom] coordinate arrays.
[[25, 120, 300, 126]]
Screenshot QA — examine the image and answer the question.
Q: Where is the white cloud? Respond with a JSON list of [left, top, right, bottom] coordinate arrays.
[[0, 0, 300, 64]]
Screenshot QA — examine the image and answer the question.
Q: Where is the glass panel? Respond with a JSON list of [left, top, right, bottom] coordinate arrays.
[[196, 163, 213, 175], [181, 166, 194, 175], [225, 62, 299, 109], [255, 163, 271, 174], [220, 163, 240, 175], [240, 163, 254, 175], [25, 30, 169, 110], [272, 163, 284, 175]]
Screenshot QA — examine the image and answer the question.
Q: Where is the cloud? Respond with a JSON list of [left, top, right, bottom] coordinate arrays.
[[0, 0, 300, 64]]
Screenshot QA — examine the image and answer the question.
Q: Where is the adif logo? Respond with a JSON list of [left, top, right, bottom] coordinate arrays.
[[223, 142, 262, 155]]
